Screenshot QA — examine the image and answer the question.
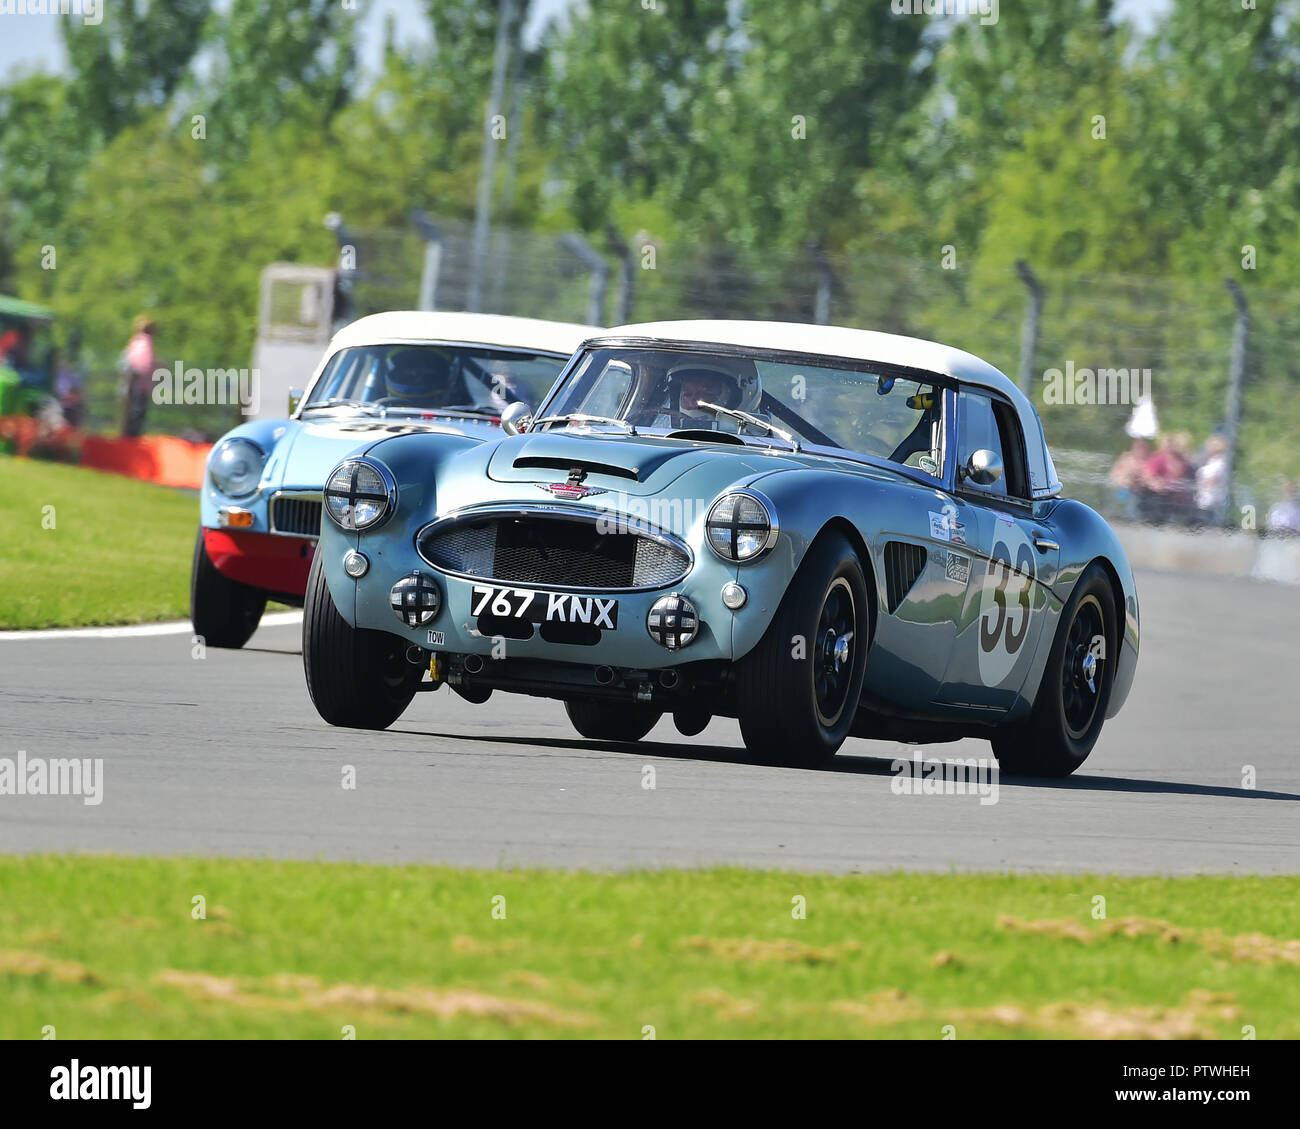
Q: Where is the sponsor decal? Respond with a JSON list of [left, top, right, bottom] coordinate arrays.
[[948, 519, 967, 545], [928, 511, 950, 541], [945, 551, 970, 584]]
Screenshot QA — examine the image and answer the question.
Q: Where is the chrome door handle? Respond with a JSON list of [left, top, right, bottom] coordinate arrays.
[[1034, 536, 1059, 552]]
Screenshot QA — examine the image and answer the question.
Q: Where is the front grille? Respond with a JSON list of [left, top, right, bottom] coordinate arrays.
[[272, 495, 323, 537], [884, 541, 928, 613], [418, 512, 691, 590]]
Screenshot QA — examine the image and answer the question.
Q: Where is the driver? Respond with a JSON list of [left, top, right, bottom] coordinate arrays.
[[383, 348, 465, 408], [653, 357, 762, 428]]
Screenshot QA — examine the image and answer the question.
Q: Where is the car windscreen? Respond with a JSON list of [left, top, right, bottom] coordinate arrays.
[[303, 344, 567, 414], [540, 346, 943, 470]]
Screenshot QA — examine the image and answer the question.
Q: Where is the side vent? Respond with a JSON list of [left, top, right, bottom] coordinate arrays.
[[884, 541, 928, 613]]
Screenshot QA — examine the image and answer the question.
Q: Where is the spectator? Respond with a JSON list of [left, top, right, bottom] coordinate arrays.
[[1194, 433, 1230, 525], [120, 315, 156, 438], [1109, 436, 1151, 520], [54, 344, 86, 429], [1267, 481, 1300, 536], [1139, 432, 1194, 524]]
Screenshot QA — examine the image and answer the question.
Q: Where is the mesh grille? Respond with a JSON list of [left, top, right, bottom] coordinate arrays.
[[272, 496, 323, 537], [884, 541, 928, 613], [419, 515, 690, 590]]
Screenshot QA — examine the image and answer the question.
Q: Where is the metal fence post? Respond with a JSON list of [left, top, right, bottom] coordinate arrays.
[[468, 0, 514, 313], [1015, 259, 1043, 399], [411, 211, 443, 312], [606, 228, 634, 325], [560, 234, 609, 327], [1223, 278, 1249, 526], [811, 245, 833, 325]]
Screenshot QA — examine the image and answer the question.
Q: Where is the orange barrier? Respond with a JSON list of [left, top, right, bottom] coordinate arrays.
[[0, 416, 211, 490]]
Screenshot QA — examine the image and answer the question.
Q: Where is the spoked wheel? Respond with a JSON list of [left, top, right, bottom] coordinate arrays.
[[1061, 594, 1107, 741], [735, 531, 871, 767], [992, 564, 1116, 778], [813, 578, 857, 730]]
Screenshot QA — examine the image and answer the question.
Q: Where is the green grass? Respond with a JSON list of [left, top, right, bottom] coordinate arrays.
[[0, 455, 198, 628], [1, 856, 1296, 1039]]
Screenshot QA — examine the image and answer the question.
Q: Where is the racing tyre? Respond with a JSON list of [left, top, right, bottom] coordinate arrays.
[[564, 699, 662, 742], [302, 551, 422, 729], [735, 530, 871, 767], [190, 528, 267, 649], [991, 564, 1116, 778]]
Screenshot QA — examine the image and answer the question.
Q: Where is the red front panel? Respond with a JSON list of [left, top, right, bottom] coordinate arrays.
[[203, 527, 316, 596]]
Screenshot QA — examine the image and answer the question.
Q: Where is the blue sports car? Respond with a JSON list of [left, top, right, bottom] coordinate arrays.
[[191, 311, 597, 647], [302, 321, 1139, 777]]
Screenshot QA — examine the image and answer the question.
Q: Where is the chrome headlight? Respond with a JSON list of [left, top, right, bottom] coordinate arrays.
[[324, 458, 396, 531], [705, 491, 778, 563], [209, 438, 266, 499]]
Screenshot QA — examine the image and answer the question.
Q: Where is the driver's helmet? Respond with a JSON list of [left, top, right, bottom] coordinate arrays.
[[665, 356, 761, 421], [384, 348, 455, 406]]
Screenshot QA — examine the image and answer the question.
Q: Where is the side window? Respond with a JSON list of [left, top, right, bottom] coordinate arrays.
[[957, 391, 1007, 497]]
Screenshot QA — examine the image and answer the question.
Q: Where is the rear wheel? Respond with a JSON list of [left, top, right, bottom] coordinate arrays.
[[992, 564, 1116, 777], [190, 528, 266, 649], [734, 531, 871, 767], [564, 699, 662, 742], [302, 551, 421, 729]]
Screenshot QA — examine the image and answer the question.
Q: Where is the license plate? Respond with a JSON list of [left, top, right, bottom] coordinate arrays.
[[470, 585, 619, 629]]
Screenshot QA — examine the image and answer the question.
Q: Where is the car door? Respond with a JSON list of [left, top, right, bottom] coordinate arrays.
[[936, 389, 1058, 710]]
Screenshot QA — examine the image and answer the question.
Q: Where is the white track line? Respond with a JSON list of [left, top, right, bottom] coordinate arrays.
[[0, 610, 303, 642]]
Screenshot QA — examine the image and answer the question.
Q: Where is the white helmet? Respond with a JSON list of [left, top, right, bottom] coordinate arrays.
[[666, 356, 762, 420]]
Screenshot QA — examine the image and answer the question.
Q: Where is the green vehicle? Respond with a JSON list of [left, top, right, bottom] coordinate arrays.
[[0, 295, 56, 418]]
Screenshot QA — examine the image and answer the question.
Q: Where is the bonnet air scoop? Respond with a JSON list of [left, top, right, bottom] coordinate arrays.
[[513, 455, 639, 482]]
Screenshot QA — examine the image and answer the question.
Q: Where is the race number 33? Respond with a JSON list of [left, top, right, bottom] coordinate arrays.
[[977, 537, 1035, 685]]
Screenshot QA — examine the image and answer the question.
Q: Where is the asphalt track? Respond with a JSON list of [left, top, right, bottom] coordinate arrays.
[[1, 569, 1297, 873]]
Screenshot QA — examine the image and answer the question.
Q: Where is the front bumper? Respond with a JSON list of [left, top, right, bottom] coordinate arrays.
[[203, 527, 316, 596]]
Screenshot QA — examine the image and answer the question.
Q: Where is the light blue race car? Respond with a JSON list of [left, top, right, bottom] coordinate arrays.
[[303, 320, 1140, 777], [191, 311, 597, 647]]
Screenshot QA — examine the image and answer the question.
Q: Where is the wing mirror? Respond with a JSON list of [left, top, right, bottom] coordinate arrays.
[[288, 387, 304, 415], [963, 448, 1003, 487], [500, 401, 533, 436]]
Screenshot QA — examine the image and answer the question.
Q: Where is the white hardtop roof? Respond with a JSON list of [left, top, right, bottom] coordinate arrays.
[[593, 319, 1011, 386], [329, 311, 601, 356]]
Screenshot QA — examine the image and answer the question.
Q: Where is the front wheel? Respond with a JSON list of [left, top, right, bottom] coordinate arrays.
[[992, 564, 1116, 777], [190, 529, 266, 649], [302, 552, 422, 729], [564, 699, 662, 742], [734, 531, 871, 767]]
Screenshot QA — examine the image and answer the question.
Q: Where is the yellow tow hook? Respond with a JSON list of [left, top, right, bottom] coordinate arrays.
[[429, 654, 444, 686]]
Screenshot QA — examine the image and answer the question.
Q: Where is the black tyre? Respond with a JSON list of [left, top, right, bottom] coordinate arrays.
[[734, 531, 871, 766], [992, 564, 1116, 778], [564, 699, 662, 742], [302, 551, 422, 729], [190, 528, 266, 649]]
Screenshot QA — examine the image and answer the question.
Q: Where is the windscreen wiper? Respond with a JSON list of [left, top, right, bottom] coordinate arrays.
[[697, 402, 801, 452]]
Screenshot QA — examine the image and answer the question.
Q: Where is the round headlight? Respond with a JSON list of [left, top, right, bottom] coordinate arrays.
[[209, 438, 266, 499], [706, 492, 777, 562], [324, 459, 395, 531]]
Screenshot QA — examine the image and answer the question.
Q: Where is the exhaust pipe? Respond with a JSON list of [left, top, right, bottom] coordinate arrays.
[[658, 669, 680, 690], [594, 666, 616, 685], [463, 654, 485, 675]]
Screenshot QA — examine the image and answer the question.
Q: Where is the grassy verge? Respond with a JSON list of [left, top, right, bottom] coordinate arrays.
[[1, 856, 1296, 1039], [0, 455, 198, 629]]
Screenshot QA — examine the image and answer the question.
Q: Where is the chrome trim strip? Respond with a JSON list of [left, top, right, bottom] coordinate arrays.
[[414, 503, 695, 593]]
